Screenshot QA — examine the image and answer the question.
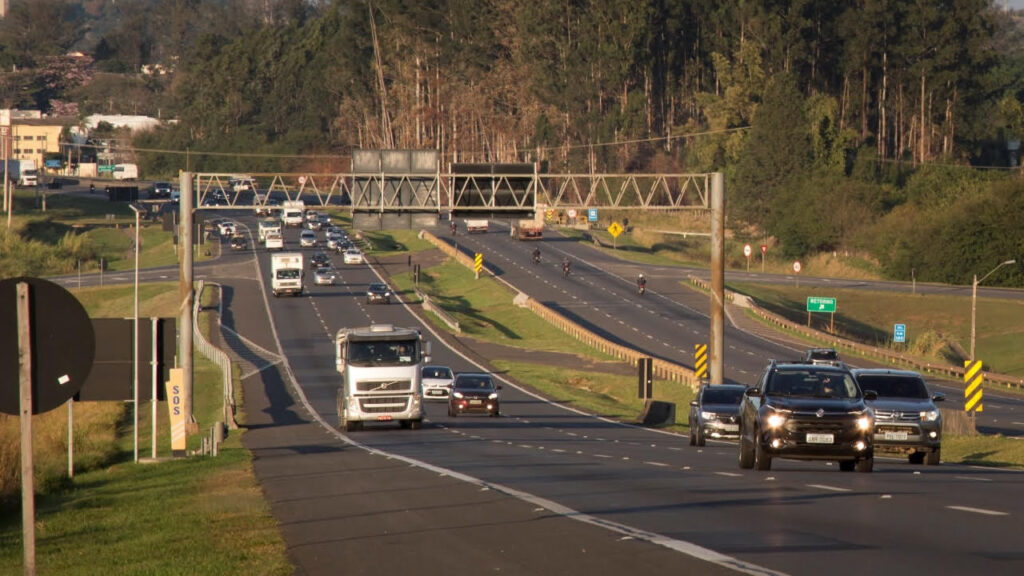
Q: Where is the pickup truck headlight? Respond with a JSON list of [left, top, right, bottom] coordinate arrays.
[[766, 412, 787, 429], [452, 391, 464, 399], [856, 415, 872, 431], [488, 393, 499, 400], [920, 409, 940, 422], [700, 411, 715, 420]]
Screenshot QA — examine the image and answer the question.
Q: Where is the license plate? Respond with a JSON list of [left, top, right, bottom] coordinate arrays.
[[469, 399, 482, 405], [884, 431, 909, 441], [806, 433, 834, 444], [427, 389, 442, 396], [721, 424, 739, 432], [376, 415, 393, 421]]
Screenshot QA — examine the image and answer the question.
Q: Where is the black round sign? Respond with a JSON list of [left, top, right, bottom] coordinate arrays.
[[0, 276, 95, 415]]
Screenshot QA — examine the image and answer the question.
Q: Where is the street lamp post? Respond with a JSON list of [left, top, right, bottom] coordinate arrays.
[[970, 259, 1016, 361], [128, 204, 141, 463]]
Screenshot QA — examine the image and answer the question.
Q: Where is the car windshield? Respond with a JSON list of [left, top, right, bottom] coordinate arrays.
[[423, 367, 452, 379], [369, 283, 387, 292], [347, 339, 418, 366], [455, 376, 494, 391], [701, 388, 745, 405], [857, 375, 929, 399], [766, 370, 859, 399]]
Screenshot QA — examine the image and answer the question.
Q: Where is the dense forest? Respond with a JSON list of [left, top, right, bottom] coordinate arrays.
[[0, 0, 1022, 286]]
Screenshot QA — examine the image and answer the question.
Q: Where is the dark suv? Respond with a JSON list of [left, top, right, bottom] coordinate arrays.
[[738, 360, 877, 472]]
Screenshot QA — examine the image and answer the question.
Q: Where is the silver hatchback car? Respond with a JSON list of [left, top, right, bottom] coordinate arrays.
[[852, 368, 944, 465]]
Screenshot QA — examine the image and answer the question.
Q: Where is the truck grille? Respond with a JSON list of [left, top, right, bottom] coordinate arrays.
[[355, 379, 413, 393], [787, 414, 854, 435], [873, 410, 921, 423], [359, 396, 411, 413]]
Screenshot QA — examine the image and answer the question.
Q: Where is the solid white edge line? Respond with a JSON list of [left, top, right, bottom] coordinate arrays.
[[946, 505, 1008, 516]]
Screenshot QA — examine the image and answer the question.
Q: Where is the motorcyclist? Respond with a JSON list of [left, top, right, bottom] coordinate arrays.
[[89, 182, 95, 194], [637, 273, 647, 294], [532, 247, 541, 264], [450, 220, 457, 235], [562, 257, 571, 276]]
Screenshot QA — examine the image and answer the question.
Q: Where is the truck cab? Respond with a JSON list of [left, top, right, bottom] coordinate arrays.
[[335, 324, 430, 431]]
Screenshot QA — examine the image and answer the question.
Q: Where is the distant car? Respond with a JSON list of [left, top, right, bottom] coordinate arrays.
[[738, 360, 876, 472], [343, 248, 364, 264], [256, 198, 280, 216], [317, 213, 332, 228], [366, 282, 391, 304], [804, 347, 842, 366], [313, 268, 336, 286], [229, 235, 247, 250], [306, 218, 323, 231], [688, 384, 747, 446], [150, 181, 172, 199], [852, 368, 944, 465], [230, 177, 255, 193], [217, 221, 236, 236], [299, 230, 317, 247], [310, 252, 331, 269], [448, 373, 501, 417], [422, 365, 455, 400]]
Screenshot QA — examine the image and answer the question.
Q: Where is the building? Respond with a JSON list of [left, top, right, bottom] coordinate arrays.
[[1, 110, 73, 176]]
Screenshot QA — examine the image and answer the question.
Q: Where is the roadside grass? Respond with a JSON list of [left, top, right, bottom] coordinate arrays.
[[362, 228, 435, 255], [0, 282, 289, 575], [941, 435, 1024, 468], [390, 258, 617, 360], [727, 282, 1024, 378], [492, 360, 693, 435]]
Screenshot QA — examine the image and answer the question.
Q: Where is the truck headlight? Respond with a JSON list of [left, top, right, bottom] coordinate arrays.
[[488, 393, 499, 400], [766, 413, 786, 429], [856, 415, 872, 431], [700, 411, 715, 420], [453, 391, 464, 399], [920, 409, 940, 422]]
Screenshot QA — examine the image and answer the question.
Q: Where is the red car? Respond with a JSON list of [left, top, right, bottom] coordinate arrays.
[[448, 373, 501, 417]]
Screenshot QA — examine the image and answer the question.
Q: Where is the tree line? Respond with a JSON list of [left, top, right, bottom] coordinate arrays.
[[0, 0, 1021, 285]]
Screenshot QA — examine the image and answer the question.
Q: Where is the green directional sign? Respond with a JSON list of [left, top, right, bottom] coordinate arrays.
[[806, 296, 836, 313], [98, 165, 115, 173]]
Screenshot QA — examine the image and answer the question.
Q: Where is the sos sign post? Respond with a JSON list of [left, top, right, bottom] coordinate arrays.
[[166, 368, 188, 457]]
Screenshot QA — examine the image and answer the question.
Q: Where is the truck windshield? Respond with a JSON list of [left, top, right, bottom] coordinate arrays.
[[347, 339, 418, 366], [276, 270, 300, 280]]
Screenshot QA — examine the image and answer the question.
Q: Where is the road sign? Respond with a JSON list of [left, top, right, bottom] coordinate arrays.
[[894, 323, 906, 343], [964, 360, 983, 413], [761, 244, 767, 254], [98, 165, 115, 173], [587, 208, 598, 222], [743, 244, 752, 257], [793, 261, 802, 273], [0, 277, 95, 415], [806, 296, 836, 313], [298, 175, 307, 185], [474, 253, 483, 273], [567, 208, 577, 219], [608, 222, 623, 238], [694, 344, 708, 381]]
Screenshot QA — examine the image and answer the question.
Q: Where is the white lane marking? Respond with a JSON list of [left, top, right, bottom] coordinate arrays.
[[946, 506, 1008, 516], [644, 461, 669, 467], [954, 476, 992, 482], [594, 454, 613, 458], [807, 484, 852, 493], [715, 472, 742, 477]]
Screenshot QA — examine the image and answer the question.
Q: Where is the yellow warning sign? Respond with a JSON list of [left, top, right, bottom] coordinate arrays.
[[608, 222, 623, 238], [964, 360, 983, 413], [694, 344, 708, 381]]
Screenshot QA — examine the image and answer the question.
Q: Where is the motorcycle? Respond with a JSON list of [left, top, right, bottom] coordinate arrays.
[[450, 222, 457, 235], [532, 252, 541, 265], [562, 262, 571, 277], [638, 284, 646, 295]]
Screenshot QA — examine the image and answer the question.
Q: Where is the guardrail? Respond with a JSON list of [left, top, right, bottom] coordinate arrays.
[[414, 288, 461, 333], [688, 276, 1024, 392], [420, 230, 699, 389], [193, 280, 239, 430]]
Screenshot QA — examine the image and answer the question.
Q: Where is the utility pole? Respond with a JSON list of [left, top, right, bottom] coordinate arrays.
[[179, 172, 195, 429]]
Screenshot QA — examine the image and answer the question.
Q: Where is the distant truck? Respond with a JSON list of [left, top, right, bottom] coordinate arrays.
[[465, 219, 489, 233], [271, 252, 303, 296], [258, 217, 282, 243], [334, 324, 430, 431], [282, 200, 305, 227], [516, 219, 543, 240], [113, 163, 139, 180], [264, 231, 283, 251], [1, 159, 38, 187]]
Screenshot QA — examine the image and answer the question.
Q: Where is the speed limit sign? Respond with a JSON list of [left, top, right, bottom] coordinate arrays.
[[743, 244, 752, 257], [567, 208, 577, 219], [298, 175, 307, 186], [793, 261, 802, 273]]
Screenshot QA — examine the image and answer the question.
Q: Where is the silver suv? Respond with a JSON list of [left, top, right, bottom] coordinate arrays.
[[852, 368, 944, 465]]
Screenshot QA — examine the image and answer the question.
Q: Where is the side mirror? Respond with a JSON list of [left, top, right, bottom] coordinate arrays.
[[744, 388, 761, 397], [933, 392, 946, 402], [690, 400, 699, 407], [863, 390, 878, 401]]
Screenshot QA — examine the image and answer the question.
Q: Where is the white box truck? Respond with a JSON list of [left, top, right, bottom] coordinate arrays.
[[113, 163, 139, 180], [282, 200, 305, 227], [1, 159, 38, 187], [335, 324, 430, 431], [258, 217, 282, 242], [271, 252, 304, 296], [465, 219, 489, 233]]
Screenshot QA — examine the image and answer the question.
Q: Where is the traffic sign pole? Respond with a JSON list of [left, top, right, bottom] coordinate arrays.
[[17, 283, 36, 575]]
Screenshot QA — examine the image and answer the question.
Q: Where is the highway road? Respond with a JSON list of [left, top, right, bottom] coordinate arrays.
[[193, 212, 1024, 576]]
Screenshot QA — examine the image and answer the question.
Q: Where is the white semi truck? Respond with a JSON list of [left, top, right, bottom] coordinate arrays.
[[334, 324, 430, 431], [270, 252, 303, 296], [282, 200, 305, 227]]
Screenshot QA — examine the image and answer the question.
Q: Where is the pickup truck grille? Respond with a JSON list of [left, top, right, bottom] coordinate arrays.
[[359, 396, 411, 413], [872, 409, 921, 422]]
